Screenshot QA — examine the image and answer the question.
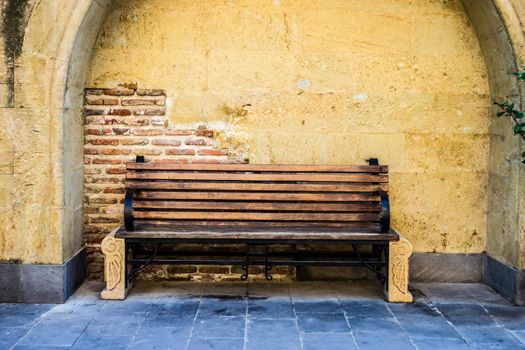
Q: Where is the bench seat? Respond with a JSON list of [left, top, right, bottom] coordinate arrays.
[[115, 225, 399, 242], [101, 159, 413, 303]]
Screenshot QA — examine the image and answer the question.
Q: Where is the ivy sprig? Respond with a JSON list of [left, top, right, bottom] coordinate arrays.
[[494, 70, 525, 163]]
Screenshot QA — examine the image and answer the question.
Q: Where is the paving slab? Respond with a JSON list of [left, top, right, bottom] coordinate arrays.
[[1, 281, 525, 350]]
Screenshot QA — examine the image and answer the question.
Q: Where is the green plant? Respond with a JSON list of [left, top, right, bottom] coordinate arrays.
[[494, 70, 525, 163]]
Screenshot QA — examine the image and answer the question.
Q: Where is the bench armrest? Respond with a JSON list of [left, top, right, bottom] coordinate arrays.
[[378, 190, 390, 233], [124, 188, 135, 231]]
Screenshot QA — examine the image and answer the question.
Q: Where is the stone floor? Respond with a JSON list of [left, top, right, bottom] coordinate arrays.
[[1, 281, 525, 350]]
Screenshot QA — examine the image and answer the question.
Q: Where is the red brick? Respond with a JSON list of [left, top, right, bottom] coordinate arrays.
[[121, 99, 158, 106], [136, 89, 165, 96], [120, 138, 149, 146], [152, 139, 182, 146], [85, 176, 122, 184], [85, 116, 105, 125], [85, 129, 103, 135], [90, 217, 121, 224], [198, 266, 230, 274], [133, 109, 165, 116], [106, 167, 126, 174], [185, 138, 212, 146], [106, 109, 131, 116], [198, 149, 228, 156], [165, 129, 192, 136], [88, 197, 118, 204], [84, 148, 98, 156], [88, 139, 119, 146], [84, 108, 104, 116], [104, 118, 122, 125], [126, 119, 150, 126], [112, 128, 131, 135], [84, 168, 101, 175], [195, 130, 214, 137], [134, 129, 163, 136], [104, 88, 135, 96], [101, 148, 132, 155], [92, 159, 122, 165], [167, 265, 197, 274], [103, 187, 125, 194], [165, 149, 196, 156], [86, 98, 119, 106], [134, 149, 162, 156], [84, 207, 102, 214]]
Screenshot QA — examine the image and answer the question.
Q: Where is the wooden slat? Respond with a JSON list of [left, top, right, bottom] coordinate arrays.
[[127, 181, 388, 193], [127, 172, 387, 183], [127, 162, 388, 173], [133, 211, 379, 221], [135, 191, 378, 202], [134, 220, 380, 229], [115, 225, 399, 241], [132, 201, 380, 212]]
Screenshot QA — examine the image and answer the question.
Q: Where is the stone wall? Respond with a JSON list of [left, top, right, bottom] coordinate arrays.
[[87, 0, 491, 258]]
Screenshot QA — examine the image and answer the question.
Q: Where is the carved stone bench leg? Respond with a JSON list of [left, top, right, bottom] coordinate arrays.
[[386, 235, 413, 303], [101, 228, 129, 300]]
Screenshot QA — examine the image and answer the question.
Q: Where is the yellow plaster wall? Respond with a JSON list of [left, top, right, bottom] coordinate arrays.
[[87, 0, 491, 255]]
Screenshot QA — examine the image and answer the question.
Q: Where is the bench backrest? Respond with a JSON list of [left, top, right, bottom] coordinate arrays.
[[124, 161, 390, 233]]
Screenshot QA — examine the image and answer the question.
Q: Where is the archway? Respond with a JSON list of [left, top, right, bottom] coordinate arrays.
[[1, 0, 523, 303]]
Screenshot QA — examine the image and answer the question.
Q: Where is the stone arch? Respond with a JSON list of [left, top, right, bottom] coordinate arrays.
[[2, 0, 524, 303]]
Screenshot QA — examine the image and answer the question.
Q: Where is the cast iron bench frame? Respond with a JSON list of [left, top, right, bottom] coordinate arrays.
[[101, 157, 413, 302]]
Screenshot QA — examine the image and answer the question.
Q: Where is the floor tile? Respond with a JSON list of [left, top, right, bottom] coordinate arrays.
[[341, 300, 391, 319], [294, 299, 342, 314], [483, 304, 525, 331], [436, 303, 498, 327], [245, 336, 301, 350], [411, 337, 470, 350], [247, 299, 295, 319], [456, 325, 525, 347], [345, 317, 401, 334], [296, 312, 350, 333], [71, 334, 131, 350], [198, 298, 246, 317], [141, 314, 196, 329], [187, 337, 244, 350], [301, 332, 358, 350], [246, 318, 299, 339], [354, 332, 415, 350], [192, 316, 245, 338]]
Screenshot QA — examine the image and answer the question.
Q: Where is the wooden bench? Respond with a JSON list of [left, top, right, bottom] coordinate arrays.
[[101, 158, 413, 302]]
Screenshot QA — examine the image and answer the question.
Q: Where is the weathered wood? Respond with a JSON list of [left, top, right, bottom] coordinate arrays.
[[127, 162, 388, 173], [133, 211, 379, 221], [133, 201, 381, 212], [126, 172, 388, 183], [135, 191, 379, 202], [134, 220, 381, 229], [126, 181, 388, 192], [115, 225, 399, 241]]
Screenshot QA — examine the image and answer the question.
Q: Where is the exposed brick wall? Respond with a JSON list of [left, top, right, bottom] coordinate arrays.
[[83, 87, 294, 281]]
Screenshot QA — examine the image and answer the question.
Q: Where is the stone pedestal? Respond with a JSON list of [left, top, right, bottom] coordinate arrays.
[[386, 235, 413, 303], [101, 227, 128, 300]]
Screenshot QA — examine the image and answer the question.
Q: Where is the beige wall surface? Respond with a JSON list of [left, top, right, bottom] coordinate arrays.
[[88, 0, 491, 255]]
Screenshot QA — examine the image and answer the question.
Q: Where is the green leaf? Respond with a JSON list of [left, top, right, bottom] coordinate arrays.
[[516, 112, 524, 119], [496, 111, 506, 117], [514, 125, 523, 134]]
